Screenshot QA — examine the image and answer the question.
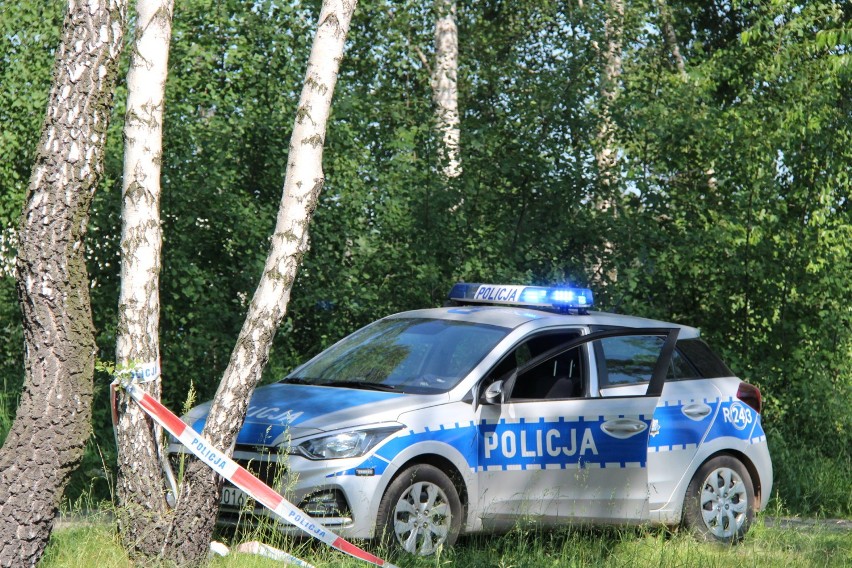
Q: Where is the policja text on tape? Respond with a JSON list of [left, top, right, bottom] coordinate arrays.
[[116, 377, 399, 568]]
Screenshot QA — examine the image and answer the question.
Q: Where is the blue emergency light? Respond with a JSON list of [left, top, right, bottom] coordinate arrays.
[[448, 283, 594, 313]]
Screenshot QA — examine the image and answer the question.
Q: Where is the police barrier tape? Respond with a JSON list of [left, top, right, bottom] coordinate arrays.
[[119, 381, 399, 568]]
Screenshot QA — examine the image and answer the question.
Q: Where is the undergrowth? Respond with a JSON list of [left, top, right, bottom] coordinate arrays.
[[42, 514, 852, 568]]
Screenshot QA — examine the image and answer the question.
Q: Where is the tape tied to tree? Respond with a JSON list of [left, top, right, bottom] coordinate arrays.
[[116, 377, 399, 568], [108, 359, 162, 446], [128, 360, 161, 383]]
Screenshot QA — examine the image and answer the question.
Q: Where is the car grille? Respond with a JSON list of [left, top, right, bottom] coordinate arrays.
[[171, 444, 356, 526], [219, 446, 288, 524], [230, 447, 288, 488]]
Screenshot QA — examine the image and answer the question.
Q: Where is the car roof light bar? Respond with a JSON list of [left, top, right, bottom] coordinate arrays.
[[448, 283, 594, 314]]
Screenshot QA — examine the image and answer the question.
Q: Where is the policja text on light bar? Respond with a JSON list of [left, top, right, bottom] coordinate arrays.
[[447, 283, 594, 313]]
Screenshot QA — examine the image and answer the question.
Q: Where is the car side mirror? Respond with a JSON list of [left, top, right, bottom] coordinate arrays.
[[481, 380, 504, 406]]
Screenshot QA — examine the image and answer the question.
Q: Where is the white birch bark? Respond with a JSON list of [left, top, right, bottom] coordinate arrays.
[[163, 1, 358, 562], [656, 0, 687, 79], [114, 0, 174, 559], [595, 0, 624, 193], [593, 0, 625, 284], [433, 0, 461, 179]]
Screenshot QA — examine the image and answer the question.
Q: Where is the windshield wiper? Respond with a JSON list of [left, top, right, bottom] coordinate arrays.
[[278, 377, 314, 385], [320, 380, 398, 392]]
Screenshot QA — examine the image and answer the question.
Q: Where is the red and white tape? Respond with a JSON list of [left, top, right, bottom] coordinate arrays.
[[119, 381, 399, 568]]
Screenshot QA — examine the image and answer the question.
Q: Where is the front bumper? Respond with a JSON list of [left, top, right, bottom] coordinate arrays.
[[170, 444, 387, 539]]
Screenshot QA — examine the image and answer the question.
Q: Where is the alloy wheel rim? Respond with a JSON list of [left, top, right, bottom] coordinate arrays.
[[699, 466, 749, 538], [392, 481, 452, 555]]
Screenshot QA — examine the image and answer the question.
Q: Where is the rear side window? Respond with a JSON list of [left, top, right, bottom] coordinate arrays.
[[666, 349, 699, 380], [677, 338, 733, 378]]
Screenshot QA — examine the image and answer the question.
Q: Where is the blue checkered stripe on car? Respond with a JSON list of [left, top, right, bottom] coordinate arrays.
[[329, 414, 653, 478], [327, 420, 478, 478], [475, 415, 652, 471]]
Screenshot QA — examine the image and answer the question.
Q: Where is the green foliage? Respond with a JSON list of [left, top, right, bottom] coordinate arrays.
[[88, 0, 319, 406], [615, 0, 852, 477], [770, 435, 852, 518], [0, 276, 22, 445]]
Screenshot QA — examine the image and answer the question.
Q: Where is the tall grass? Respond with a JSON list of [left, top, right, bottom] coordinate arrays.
[[6, 376, 848, 565], [42, 516, 852, 568], [770, 438, 852, 518]]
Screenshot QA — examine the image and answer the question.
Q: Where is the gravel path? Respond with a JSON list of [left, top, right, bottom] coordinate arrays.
[[763, 517, 852, 533]]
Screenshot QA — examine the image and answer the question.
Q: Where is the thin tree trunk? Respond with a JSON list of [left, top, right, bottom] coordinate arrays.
[[654, 0, 717, 192], [592, 0, 625, 284], [0, 2, 127, 566], [161, 1, 357, 563], [114, 0, 174, 560], [657, 0, 686, 79], [595, 0, 624, 194], [433, 0, 461, 179]]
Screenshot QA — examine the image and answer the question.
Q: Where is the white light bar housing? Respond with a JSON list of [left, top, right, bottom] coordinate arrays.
[[447, 283, 594, 313]]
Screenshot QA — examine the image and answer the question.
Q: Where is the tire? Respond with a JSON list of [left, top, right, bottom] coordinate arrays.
[[375, 464, 462, 555], [683, 455, 754, 543]]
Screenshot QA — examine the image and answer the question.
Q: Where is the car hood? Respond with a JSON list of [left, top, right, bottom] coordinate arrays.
[[186, 383, 440, 447]]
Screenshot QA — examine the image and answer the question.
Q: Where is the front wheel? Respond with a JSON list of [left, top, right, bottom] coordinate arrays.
[[683, 455, 754, 543], [376, 464, 462, 555]]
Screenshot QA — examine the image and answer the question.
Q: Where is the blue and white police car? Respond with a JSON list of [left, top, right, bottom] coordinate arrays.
[[176, 283, 772, 554]]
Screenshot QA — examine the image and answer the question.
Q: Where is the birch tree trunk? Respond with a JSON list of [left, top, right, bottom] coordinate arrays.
[[114, 0, 174, 560], [653, 1, 717, 190], [161, 0, 357, 563], [433, 0, 461, 179], [0, 2, 126, 566], [657, 0, 686, 79], [595, 0, 624, 194], [592, 0, 624, 283]]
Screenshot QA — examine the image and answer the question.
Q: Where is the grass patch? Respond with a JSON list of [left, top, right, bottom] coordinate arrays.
[[43, 516, 852, 568], [770, 440, 852, 518], [41, 524, 130, 568]]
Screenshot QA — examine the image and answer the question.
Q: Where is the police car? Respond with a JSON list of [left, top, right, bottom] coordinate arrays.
[[176, 283, 772, 554]]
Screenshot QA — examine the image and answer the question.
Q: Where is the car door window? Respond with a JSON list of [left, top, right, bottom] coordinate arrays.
[[597, 335, 664, 388], [485, 328, 678, 401], [510, 345, 584, 400], [484, 331, 582, 400]]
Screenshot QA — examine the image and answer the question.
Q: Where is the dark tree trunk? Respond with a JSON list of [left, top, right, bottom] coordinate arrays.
[[0, 2, 127, 566]]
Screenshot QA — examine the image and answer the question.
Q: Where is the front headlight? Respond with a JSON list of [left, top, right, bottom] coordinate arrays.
[[292, 426, 402, 460]]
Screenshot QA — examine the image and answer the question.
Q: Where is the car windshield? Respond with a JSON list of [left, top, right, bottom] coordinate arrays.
[[286, 318, 509, 394]]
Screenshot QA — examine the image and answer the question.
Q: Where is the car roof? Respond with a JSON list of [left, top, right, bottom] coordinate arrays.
[[385, 306, 701, 339]]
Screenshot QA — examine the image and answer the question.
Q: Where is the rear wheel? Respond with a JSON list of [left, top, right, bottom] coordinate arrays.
[[376, 464, 462, 555], [683, 455, 754, 543]]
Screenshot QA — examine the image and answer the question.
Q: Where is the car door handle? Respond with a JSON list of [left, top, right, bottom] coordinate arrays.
[[682, 403, 712, 421], [601, 418, 648, 439]]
